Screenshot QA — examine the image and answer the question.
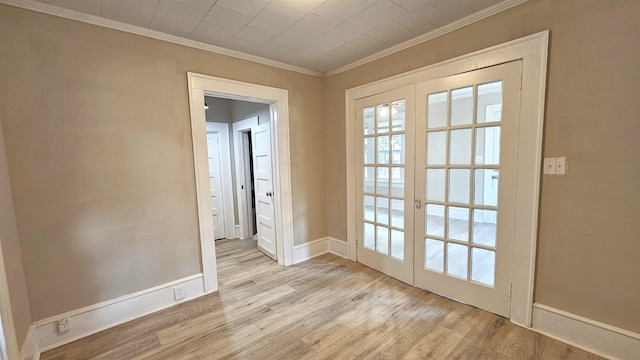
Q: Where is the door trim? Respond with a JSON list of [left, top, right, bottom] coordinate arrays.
[[233, 117, 259, 240], [206, 122, 235, 240], [345, 31, 549, 327], [187, 73, 295, 294]]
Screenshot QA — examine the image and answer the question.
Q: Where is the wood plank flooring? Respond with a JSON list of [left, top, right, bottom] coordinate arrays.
[[41, 238, 603, 360]]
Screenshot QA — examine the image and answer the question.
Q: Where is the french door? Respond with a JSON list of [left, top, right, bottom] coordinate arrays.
[[355, 86, 415, 284], [356, 62, 522, 317]]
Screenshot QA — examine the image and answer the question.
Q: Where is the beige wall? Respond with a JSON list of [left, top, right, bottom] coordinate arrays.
[[324, 0, 640, 333], [0, 4, 326, 321], [0, 120, 32, 348]]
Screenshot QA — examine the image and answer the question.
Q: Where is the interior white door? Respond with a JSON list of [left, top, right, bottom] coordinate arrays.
[[207, 133, 226, 239], [414, 61, 522, 317], [356, 86, 415, 284], [252, 122, 277, 259]]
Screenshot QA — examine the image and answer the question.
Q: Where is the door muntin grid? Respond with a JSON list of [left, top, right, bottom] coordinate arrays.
[[363, 99, 406, 261], [423, 81, 503, 287]]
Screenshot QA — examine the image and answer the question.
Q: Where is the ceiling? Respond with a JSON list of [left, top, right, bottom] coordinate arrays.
[[27, 0, 512, 74]]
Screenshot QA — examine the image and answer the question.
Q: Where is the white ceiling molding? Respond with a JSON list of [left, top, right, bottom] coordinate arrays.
[[325, 0, 530, 77], [1, 0, 529, 78], [0, 0, 324, 77]]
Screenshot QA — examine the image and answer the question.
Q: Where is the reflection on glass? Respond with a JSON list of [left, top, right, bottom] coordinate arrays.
[[364, 222, 375, 250], [377, 136, 389, 164], [391, 134, 405, 164], [391, 167, 404, 197], [475, 127, 501, 165], [392, 100, 405, 131], [447, 206, 469, 242], [376, 197, 389, 225], [451, 87, 473, 126], [425, 238, 444, 272], [425, 204, 445, 237], [376, 168, 389, 195], [477, 81, 502, 124], [449, 169, 470, 204], [364, 138, 374, 164], [449, 129, 472, 164], [376, 226, 389, 255], [426, 168, 445, 202], [472, 248, 495, 286], [428, 92, 447, 128], [390, 199, 404, 229], [377, 104, 389, 133], [363, 195, 375, 222], [427, 131, 447, 165], [473, 209, 497, 247], [474, 169, 499, 206], [363, 166, 375, 193], [447, 243, 468, 279], [364, 107, 375, 135], [391, 230, 404, 260]]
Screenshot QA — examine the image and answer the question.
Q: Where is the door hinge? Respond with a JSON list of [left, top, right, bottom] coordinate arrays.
[[519, 73, 523, 91], [355, 238, 358, 248], [509, 283, 513, 297]]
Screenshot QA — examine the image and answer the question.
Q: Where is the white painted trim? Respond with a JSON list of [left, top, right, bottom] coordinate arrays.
[[293, 238, 329, 264], [18, 326, 36, 360], [188, 77, 219, 293], [292, 237, 349, 264], [531, 304, 640, 360], [34, 275, 205, 353], [0, 0, 322, 77], [345, 31, 549, 327], [0, 240, 19, 360], [328, 237, 349, 259], [188, 73, 295, 267], [327, 0, 530, 76], [0, 0, 531, 77], [206, 122, 235, 240], [233, 117, 259, 240]]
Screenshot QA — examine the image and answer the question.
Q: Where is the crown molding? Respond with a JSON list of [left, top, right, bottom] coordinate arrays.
[[325, 0, 530, 77], [1, 0, 529, 78], [0, 0, 324, 77]]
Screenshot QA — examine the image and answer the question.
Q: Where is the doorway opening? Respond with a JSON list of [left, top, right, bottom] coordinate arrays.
[[203, 96, 276, 260], [187, 72, 295, 293]]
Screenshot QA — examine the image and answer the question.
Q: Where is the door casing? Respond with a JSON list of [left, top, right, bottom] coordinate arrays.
[[233, 116, 259, 240], [206, 122, 235, 240], [345, 31, 549, 327], [187, 73, 295, 294]]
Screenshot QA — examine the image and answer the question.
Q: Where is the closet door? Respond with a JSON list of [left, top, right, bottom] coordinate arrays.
[[414, 62, 522, 317], [356, 86, 415, 284]]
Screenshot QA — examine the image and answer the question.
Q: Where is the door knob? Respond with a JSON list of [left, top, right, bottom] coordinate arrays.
[[266, 191, 273, 197]]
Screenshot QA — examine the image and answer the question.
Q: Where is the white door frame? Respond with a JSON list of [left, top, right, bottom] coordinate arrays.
[[188, 74, 294, 291], [0, 240, 19, 360], [345, 31, 549, 327], [233, 117, 259, 240], [206, 122, 235, 239]]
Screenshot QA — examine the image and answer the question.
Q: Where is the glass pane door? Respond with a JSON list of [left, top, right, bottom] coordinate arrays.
[[414, 62, 522, 317], [356, 86, 415, 284]]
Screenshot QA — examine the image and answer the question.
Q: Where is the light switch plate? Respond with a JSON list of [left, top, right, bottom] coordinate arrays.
[[556, 157, 567, 175], [543, 158, 557, 175]]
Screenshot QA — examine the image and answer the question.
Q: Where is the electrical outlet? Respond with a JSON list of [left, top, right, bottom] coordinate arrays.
[[543, 157, 557, 175], [174, 285, 186, 301], [556, 156, 567, 175], [57, 318, 71, 333]]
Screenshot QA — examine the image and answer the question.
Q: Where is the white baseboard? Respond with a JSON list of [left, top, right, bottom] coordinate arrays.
[[532, 303, 640, 360], [33, 274, 207, 355], [327, 237, 348, 259], [18, 326, 37, 360], [292, 237, 348, 264]]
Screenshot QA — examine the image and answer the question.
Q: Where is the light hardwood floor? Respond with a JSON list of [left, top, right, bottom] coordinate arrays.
[[41, 238, 603, 360]]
